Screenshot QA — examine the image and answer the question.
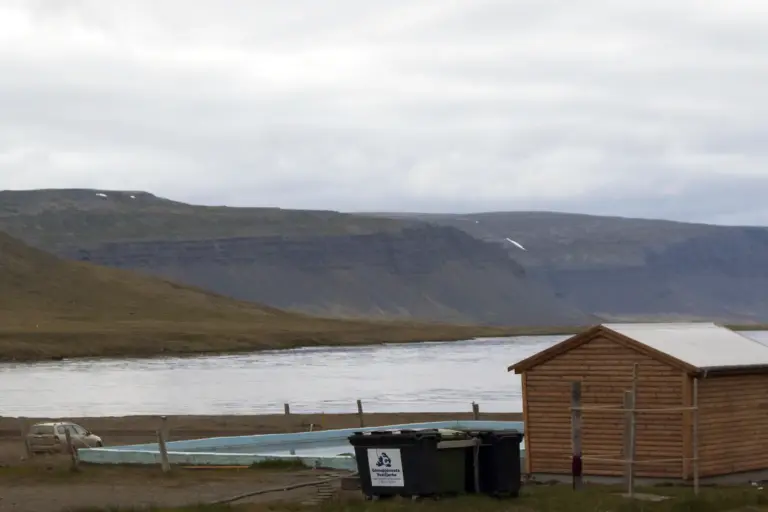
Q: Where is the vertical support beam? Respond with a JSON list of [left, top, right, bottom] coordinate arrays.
[[623, 390, 636, 497], [681, 373, 693, 480], [692, 377, 699, 496], [472, 402, 480, 421], [521, 372, 532, 475], [570, 381, 583, 490], [631, 364, 639, 408], [356, 399, 364, 428]]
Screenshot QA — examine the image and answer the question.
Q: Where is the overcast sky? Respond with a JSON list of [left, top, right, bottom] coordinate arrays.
[[1, 1, 768, 225]]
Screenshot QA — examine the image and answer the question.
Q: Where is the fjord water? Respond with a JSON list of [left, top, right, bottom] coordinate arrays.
[[2, 331, 768, 417]]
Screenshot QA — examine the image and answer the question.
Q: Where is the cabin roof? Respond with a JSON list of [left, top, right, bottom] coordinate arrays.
[[508, 322, 768, 375]]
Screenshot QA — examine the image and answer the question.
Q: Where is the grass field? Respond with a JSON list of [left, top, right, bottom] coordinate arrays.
[[60, 484, 768, 512], [0, 413, 764, 511]]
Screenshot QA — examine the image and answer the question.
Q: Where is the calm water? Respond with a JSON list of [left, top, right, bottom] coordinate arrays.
[[2, 331, 767, 417]]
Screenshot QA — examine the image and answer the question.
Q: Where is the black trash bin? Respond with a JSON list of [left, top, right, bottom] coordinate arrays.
[[348, 429, 471, 499], [473, 430, 524, 498]]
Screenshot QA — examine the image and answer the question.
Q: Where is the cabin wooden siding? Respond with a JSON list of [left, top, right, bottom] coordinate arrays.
[[524, 333, 684, 477], [696, 374, 768, 478]]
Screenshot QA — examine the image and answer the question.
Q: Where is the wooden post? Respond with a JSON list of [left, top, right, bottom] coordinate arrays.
[[472, 402, 480, 421], [623, 364, 639, 497], [631, 363, 639, 408], [284, 403, 291, 416], [571, 381, 583, 490], [157, 430, 171, 473], [160, 415, 170, 442], [19, 417, 32, 459], [64, 428, 79, 472], [623, 390, 636, 497], [158, 415, 171, 473], [681, 374, 693, 480], [692, 378, 699, 496], [356, 400, 364, 428]]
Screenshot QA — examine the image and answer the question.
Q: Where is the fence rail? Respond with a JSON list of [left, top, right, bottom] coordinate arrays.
[[570, 363, 700, 497]]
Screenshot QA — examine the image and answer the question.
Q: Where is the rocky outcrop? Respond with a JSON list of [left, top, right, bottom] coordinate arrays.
[[63, 225, 592, 326], [383, 212, 768, 323]]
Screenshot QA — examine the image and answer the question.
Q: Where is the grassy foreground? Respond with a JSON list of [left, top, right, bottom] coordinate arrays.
[[70, 484, 768, 511]]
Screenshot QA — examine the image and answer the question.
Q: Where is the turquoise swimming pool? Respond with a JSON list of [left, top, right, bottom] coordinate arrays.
[[78, 420, 525, 471]]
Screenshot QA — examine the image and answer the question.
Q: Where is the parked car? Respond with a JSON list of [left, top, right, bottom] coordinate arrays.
[[26, 422, 103, 454]]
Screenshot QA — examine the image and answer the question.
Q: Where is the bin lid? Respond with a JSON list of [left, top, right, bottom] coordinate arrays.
[[436, 428, 469, 439]]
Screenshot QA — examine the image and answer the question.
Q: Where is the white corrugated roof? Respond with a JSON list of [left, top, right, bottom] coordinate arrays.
[[603, 322, 768, 370]]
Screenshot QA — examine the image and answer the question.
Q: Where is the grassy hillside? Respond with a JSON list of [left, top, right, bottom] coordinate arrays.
[[0, 231, 554, 361]]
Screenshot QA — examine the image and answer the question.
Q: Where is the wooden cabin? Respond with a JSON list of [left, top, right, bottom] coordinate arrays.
[[508, 323, 768, 481]]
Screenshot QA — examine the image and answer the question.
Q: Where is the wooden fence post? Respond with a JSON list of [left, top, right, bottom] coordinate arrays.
[[628, 365, 639, 497], [158, 416, 171, 473], [160, 415, 170, 440], [64, 428, 79, 472], [623, 390, 636, 497], [692, 378, 699, 496], [571, 381, 583, 490], [472, 402, 480, 421], [19, 417, 32, 459], [356, 400, 364, 428]]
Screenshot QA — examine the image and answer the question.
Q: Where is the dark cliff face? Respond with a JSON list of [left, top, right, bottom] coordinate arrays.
[[12, 189, 768, 326], [379, 212, 768, 323], [64, 226, 592, 326], [532, 228, 768, 321]]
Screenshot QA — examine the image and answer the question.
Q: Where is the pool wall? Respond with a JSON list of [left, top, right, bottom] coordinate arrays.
[[79, 420, 525, 471]]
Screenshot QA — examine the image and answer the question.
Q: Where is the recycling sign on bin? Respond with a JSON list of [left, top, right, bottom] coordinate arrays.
[[367, 448, 404, 486]]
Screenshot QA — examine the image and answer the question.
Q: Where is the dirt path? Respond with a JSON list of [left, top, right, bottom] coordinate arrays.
[[0, 467, 336, 511]]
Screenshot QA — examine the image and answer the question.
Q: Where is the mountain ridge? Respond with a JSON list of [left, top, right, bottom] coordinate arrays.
[[0, 189, 591, 326], [3, 188, 767, 324]]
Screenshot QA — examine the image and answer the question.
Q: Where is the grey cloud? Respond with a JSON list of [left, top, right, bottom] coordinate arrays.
[[1, 0, 768, 224]]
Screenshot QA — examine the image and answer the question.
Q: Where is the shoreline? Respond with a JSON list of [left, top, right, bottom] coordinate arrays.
[[0, 412, 523, 464], [1, 322, 764, 364], [0, 324, 577, 363]]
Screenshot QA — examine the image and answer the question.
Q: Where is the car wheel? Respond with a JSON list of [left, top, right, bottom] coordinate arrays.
[[96, 441, 103, 447]]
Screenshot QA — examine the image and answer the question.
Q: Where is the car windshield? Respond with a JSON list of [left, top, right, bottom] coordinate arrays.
[[30, 425, 55, 435]]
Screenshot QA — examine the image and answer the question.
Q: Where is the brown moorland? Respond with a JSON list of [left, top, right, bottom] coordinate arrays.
[[0, 231, 572, 361]]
